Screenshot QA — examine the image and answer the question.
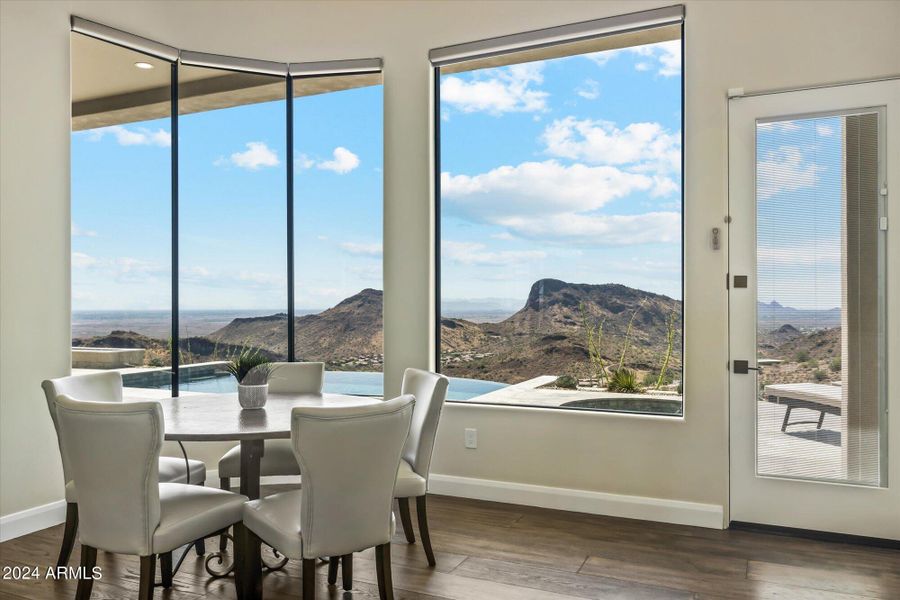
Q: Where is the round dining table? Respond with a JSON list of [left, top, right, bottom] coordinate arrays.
[[140, 391, 383, 579], [155, 391, 382, 500]]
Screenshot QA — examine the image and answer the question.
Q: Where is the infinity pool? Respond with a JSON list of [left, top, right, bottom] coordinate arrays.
[[149, 370, 506, 401]]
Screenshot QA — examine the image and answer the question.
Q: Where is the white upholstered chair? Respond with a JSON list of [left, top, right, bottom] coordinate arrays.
[[217, 362, 324, 486], [393, 368, 449, 566], [42, 372, 207, 567], [53, 395, 247, 600], [236, 394, 415, 600]]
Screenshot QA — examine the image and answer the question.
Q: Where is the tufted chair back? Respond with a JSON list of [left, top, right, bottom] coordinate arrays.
[[267, 362, 325, 394], [42, 371, 124, 486], [400, 368, 449, 479], [54, 395, 162, 555], [291, 394, 414, 558]]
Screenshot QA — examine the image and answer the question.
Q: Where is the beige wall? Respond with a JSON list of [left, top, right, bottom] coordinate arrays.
[[2, 0, 899, 519]]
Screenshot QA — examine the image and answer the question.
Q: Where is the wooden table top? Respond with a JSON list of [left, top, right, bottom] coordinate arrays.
[[136, 392, 382, 441]]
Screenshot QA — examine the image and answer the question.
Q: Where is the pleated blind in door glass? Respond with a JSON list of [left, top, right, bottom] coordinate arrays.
[[755, 111, 885, 486]]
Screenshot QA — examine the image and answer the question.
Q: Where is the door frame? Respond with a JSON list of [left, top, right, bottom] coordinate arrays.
[[727, 78, 900, 540]]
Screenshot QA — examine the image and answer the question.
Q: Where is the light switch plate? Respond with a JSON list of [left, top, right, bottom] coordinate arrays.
[[464, 428, 477, 449]]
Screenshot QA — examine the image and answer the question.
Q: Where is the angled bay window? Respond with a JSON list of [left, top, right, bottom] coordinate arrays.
[[70, 32, 174, 389], [434, 7, 685, 414], [178, 61, 288, 391], [69, 20, 384, 397]]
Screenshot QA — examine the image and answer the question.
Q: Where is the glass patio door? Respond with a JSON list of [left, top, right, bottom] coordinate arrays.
[[728, 79, 899, 539]]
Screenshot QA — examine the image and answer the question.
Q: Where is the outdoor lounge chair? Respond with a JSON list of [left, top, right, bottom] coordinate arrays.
[[764, 383, 842, 432]]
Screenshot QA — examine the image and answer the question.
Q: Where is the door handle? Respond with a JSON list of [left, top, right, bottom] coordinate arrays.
[[733, 360, 760, 374]]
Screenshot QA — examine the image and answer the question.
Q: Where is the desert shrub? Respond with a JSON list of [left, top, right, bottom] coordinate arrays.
[[795, 349, 810, 362], [650, 369, 675, 386], [607, 368, 642, 393], [813, 369, 828, 382], [146, 356, 165, 367], [805, 359, 819, 369], [830, 357, 841, 372], [555, 375, 578, 389]]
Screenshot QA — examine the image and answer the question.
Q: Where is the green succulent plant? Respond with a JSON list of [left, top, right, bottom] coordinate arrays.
[[607, 368, 642, 394], [226, 347, 272, 385]]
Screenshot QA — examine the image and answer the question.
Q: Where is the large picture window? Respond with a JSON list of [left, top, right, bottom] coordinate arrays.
[[436, 21, 684, 414]]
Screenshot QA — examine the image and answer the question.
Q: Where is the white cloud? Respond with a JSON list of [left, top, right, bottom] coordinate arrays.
[[318, 147, 360, 174], [72, 223, 97, 237], [442, 158, 681, 246], [442, 241, 547, 266], [541, 117, 681, 178], [113, 257, 166, 282], [758, 240, 840, 266], [295, 153, 315, 169], [442, 160, 655, 221], [757, 146, 823, 200], [296, 147, 360, 174], [72, 252, 98, 268], [758, 121, 802, 133], [237, 271, 285, 288], [816, 124, 834, 137], [440, 62, 548, 115], [496, 212, 681, 245], [585, 40, 681, 77], [576, 79, 600, 100], [490, 231, 516, 241], [225, 142, 280, 170], [86, 125, 171, 147], [339, 242, 382, 257]]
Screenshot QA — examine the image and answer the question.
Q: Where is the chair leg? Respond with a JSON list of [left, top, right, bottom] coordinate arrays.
[[415, 495, 436, 567], [192, 480, 207, 555], [138, 555, 156, 600], [57, 502, 78, 567], [159, 552, 173, 588], [219, 478, 230, 553], [327, 556, 339, 585], [234, 522, 262, 600], [302, 558, 316, 600], [781, 406, 793, 432], [397, 497, 415, 543], [341, 554, 352, 591], [375, 543, 394, 600], [74, 544, 96, 600]]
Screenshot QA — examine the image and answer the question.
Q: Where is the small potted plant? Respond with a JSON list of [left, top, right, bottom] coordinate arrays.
[[226, 347, 272, 409]]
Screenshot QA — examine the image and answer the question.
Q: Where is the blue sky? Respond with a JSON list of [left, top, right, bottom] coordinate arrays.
[[439, 40, 683, 310], [72, 82, 382, 312], [73, 40, 686, 314], [756, 116, 843, 311]]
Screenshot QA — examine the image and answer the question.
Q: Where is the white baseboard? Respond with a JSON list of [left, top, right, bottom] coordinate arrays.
[[0, 472, 721, 542], [428, 473, 725, 529], [0, 500, 68, 543]]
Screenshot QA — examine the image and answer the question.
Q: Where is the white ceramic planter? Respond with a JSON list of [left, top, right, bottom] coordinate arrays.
[[238, 383, 268, 409]]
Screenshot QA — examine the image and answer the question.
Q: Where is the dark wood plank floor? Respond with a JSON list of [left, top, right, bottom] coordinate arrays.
[[1, 491, 897, 599]]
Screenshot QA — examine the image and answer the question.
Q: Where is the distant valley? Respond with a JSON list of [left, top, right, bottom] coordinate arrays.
[[75, 279, 839, 386]]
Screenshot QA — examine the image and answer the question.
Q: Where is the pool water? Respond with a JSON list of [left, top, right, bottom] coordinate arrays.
[[152, 370, 506, 401], [561, 397, 683, 415]]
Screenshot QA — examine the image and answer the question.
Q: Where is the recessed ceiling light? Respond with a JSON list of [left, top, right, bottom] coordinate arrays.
[[134, 62, 154, 70]]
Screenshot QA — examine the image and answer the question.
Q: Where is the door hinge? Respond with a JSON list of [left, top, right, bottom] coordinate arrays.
[[880, 216, 888, 231], [726, 272, 730, 290]]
